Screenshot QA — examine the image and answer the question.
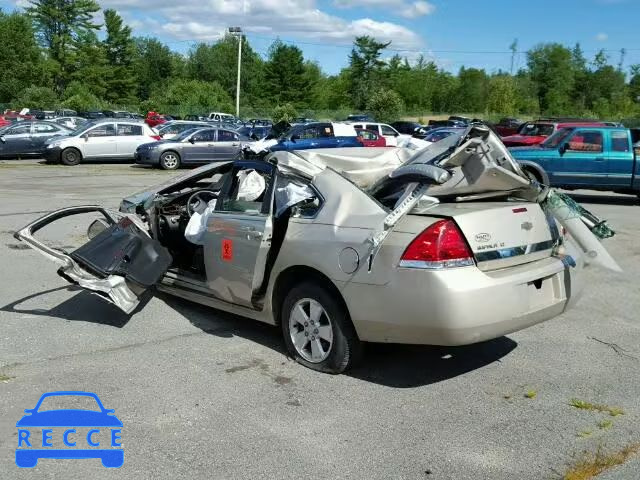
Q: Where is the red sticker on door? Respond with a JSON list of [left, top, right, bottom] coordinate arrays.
[[221, 238, 233, 261]]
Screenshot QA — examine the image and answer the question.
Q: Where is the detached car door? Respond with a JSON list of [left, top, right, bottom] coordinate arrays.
[[14, 207, 172, 314], [202, 162, 275, 308]]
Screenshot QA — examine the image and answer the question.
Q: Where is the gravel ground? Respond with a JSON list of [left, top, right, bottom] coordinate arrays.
[[0, 159, 638, 479]]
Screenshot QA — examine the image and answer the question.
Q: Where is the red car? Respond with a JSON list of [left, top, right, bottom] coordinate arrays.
[[502, 121, 607, 147], [145, 111, 168, 128], [356, 128, 386, 147]]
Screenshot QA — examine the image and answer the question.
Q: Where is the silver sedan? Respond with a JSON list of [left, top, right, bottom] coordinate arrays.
[[16, 126, 612, 373]]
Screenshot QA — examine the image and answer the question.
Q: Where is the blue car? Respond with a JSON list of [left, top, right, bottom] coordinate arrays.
[[16, 391, 123, 468], [269, 122, 362, 152]]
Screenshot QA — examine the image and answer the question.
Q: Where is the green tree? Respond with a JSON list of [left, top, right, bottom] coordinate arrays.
[[272, 103, 297, 123], [349, 36, 390, 109], [366, 88, 403, 122], [134, 37, 175, 100], [146, 79, 233, 116], [487, 75, 516, 114], [14, 85, 58, 109], [62, 86, 102, 111], [527, 43, 575, 114], [456, 67, 489, 112], [102, 9, 137, 104], [69, 30, 109, 99], [263, 40, 311, 107], [0, 11, 48, 103], [27, 0, 101, 93]]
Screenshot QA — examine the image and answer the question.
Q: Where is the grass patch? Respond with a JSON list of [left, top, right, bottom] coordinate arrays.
[[0, 373, 14, 382], [569, 399, 625, 417], [563, 443, 640, 480], [577, 430, 593, 438], [524, 390, 537, 399], [598, 420, 613, 430]]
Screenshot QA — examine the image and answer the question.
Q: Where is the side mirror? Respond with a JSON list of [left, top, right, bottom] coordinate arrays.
[[290, 135, 298, 142], [87, 218, 109, 239], [559, 143, 568, 155], [82, 133, 89, 141], [0, 136, 5, 143], [188, 137, 195, 144]]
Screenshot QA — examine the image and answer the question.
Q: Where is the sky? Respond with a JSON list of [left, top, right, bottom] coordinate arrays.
[[3, 0, 640, 75]]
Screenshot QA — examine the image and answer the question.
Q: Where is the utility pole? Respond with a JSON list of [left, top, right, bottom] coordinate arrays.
[[229, 27, 243, 118], [509, 39, 518, 75]]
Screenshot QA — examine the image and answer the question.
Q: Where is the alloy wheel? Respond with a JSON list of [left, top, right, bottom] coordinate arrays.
[[162, 153, 178, 169], [288, 298, 334, 363]]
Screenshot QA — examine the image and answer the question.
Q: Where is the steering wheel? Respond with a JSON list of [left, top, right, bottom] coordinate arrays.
[[186, 190, 218, 217]]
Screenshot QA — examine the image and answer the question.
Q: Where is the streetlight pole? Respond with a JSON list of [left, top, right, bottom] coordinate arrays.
[[229, 27, 242, 118]]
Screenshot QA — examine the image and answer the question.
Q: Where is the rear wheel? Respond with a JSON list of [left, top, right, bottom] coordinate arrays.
[[282, 282, 362, 374], [159, 151, 180, 170], [60, 147, 82, 166]]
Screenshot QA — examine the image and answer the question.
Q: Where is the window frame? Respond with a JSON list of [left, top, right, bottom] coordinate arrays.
[[216, 162, 276, 216], [566, 130, 604, 153], [116, 123, 144, 136], [86, 123, 116, 138]]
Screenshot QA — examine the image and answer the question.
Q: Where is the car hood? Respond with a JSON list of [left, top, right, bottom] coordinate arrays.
[[16, 410, 123, 427]]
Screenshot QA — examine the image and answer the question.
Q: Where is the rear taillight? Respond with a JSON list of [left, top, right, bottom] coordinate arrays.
[[150, 135, 161, 141], [400, 219, 474, 269]]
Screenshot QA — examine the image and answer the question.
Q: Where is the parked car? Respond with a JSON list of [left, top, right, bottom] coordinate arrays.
[[349, 122, 406, 146], [267, 122, 362, 152], [78, 111, 106, 120], [510, 126, 640, 198], [246, 118, 272, 127], [135, 127, 250, 169], [16, 126, 604, 373], [355, 128, 386, 147], [145, 111, 168, 128], [184, 114, 206, 122], [345, 114, 374, 122], [53, 116, 88, 130], [43, 120, 160, 165], [208, 112, 236, 122], [422, 127, 465, 144], [448, 115, 472, 124], [102, 110, 135, 119], [237, 125, 272, 140], [391, 121, 422, 135], [156, 121, 210, 139], [0, 121, 71, 158], [291, 117, 317, 125], [501, 120, 607, 147], [55, 109, 77, 117], [493, 117, 523, 137]]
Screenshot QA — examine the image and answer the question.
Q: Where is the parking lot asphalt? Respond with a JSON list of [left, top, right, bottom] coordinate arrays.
[[0, 159, 639, 479]]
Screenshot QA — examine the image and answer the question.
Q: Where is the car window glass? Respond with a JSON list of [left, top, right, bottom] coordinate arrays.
[[611, 131, 630, 152], [117, 124, 143, 136], [298, 126, 320, 140], [319, 124, 334, 137], [567, 131, 603, 153], [193, 130, 215, 142], [37, 395, 101, 412], [33, 123, 58, 133], [5, 124, 31, 135], [220, 167, 273, 214], [87, 124, 116, 137], [218, 130, 238, 141], [381, 125, 396, 136]]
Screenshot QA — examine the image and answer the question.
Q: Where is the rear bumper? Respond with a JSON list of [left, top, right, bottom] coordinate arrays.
[[343, 246, 585, 345]]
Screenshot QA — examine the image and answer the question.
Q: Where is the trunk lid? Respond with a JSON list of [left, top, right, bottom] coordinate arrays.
[[411, 201, 558, 271]]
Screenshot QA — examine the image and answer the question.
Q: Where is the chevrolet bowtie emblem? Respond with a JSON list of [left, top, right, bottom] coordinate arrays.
[[521, 222, 533, 231]]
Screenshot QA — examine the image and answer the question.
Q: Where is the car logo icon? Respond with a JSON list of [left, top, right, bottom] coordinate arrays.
[[475, 233, 491, 243], [521, 222, 533, 231], [15, 391, 123, 468]]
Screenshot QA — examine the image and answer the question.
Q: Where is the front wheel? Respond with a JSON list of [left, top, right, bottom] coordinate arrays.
[[159, 151, 180, 170], [60, 147, 82, 166], [281, 282, 362, 374]]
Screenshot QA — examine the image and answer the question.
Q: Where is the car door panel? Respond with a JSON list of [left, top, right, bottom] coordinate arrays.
[[556, 130, 607, 186], [202, 164, 275, 308], [0, 124, 32, 156], [83, 124, 118, 159], [606, 130, 634, 187], [14, 206, 172, 314], [115, 124, 146, 158]]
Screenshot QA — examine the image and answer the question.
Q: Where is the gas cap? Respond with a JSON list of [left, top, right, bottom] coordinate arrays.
[[338, 247, 360, 274]]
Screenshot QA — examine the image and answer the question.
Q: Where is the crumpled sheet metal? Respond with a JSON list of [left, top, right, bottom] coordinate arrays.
[[269, 147, 412, 189]]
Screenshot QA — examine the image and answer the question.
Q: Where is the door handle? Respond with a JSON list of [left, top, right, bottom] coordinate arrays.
[[240, 226, 263, 239]]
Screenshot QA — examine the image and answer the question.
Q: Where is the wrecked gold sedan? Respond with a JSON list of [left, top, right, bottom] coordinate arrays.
[[15, 126, 614, 373]]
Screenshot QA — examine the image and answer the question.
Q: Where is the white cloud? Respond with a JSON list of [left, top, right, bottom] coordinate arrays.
[[56, 0, 422, 50], [334, 0, 436, 17], [400, 1, 436, 17], [595, 32, 608, 41]]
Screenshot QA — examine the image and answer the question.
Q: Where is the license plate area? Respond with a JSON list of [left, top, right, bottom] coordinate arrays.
[[524, 274, 558, 312]]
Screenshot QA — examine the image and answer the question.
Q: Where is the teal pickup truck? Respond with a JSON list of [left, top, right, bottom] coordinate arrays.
[[510, 126, 640, 198]]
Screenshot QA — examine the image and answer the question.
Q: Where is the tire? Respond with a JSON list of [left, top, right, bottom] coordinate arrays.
[[159, 151, 180, 170], [522, 166, 542, 184], [60, 147, 82, 166], [281, 282, 362, 374]]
